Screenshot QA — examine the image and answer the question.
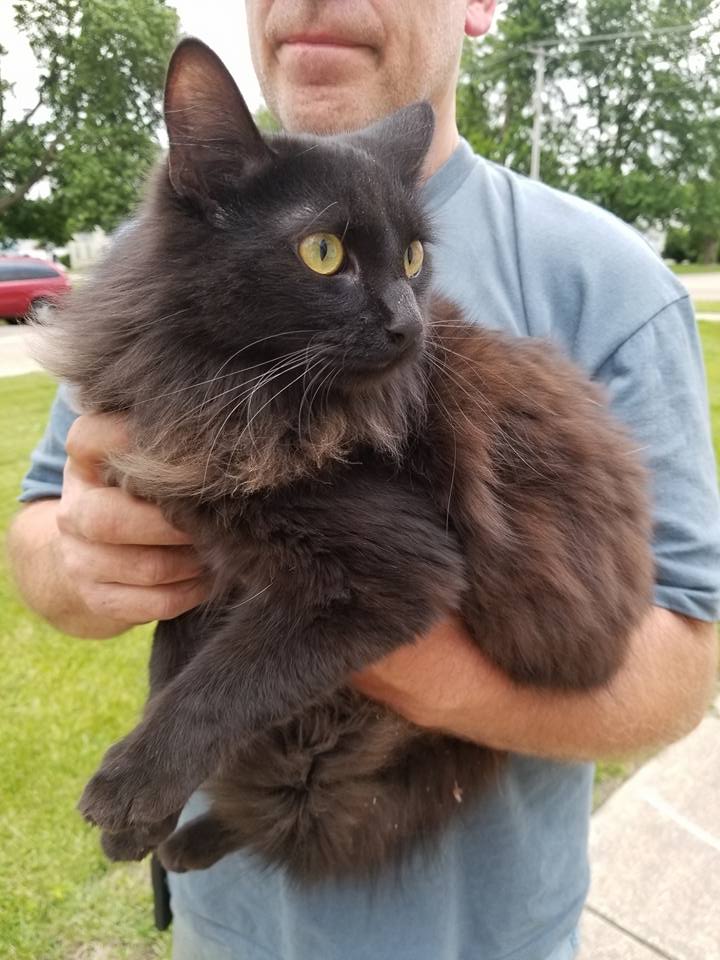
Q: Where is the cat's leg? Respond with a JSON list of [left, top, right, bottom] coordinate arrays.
[[147, 607, 214, 697], [156, 814, 237, 873], [94, 607, 217, 858], [78, 480, 466, 834]]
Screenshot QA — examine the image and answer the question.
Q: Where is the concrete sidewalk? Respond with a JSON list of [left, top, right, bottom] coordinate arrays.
[[0, 326, 42, 377], [578, 694, 720, 959]]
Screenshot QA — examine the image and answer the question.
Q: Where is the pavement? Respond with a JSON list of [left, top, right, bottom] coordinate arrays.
[[677, 272, 720, 302], [577, 693, 720, 959], [0, 324, 43, 377]]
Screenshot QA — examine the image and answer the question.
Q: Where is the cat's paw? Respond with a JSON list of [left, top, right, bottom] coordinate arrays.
[[100, 811, 181, 862], [100, 825, 154, 862], [157, 816, 231, 874], [78, 742, 191, 833]]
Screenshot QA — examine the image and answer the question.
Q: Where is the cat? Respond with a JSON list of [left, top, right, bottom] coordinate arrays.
[[32, 38, 653, 883]]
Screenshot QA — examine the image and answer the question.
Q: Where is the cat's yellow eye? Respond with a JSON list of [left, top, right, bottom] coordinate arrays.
[[404, 240, 424, 279], [298, 233, 344, 276]]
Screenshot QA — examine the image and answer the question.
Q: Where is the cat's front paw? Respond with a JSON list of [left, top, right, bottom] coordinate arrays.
[[78, 740, 192, 833], [100, 810, 181, 862]]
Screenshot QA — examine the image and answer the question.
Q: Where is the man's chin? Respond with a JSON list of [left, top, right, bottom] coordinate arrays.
[[277, 87, 389, 136]]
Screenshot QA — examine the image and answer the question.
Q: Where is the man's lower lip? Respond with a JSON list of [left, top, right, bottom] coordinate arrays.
[[280, 41, 371, 54]]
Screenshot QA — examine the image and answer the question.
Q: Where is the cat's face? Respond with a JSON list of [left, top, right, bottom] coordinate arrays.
[[160, 38, 436, 390], [34, 40, 440, 496]]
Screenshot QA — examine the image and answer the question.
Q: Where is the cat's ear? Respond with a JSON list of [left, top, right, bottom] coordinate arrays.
[[352, 102, 435, 185], [164, 38, 273, 202]]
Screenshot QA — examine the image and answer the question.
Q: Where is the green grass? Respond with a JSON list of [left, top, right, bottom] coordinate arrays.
[[694, 300, 720, 315], [671, 262, 720, 274], [700, 321, 720, 470], [2, 326, 720, 950], [0, 373, 169, 958]]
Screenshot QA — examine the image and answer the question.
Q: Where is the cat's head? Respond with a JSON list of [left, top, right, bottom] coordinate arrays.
[[34, 38, 438, 498], [159, 37, 435, 382]]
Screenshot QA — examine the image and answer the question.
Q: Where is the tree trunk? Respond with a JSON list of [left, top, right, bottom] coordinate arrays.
[[0, 139, 58, 216], [698, 235, 720, 265]]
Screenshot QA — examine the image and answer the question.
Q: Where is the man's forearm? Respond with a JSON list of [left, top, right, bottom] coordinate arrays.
[[354, 607, 718, 762], [6, 501, 133, 639]]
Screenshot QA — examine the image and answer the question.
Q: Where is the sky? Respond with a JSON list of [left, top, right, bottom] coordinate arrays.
[[0, 0, 264, 121]]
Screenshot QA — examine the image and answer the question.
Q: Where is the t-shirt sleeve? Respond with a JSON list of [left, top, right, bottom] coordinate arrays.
[[18, 383, 78, 503], [594, 296, 720, 621]]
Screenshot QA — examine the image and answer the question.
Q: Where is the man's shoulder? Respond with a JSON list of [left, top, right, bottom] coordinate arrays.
[[442, 146, 689, 358], [477, 154, 680, 289]]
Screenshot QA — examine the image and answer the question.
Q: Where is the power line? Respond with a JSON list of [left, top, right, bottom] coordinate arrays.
[[523, 20, 712, 52], [463, 17, 719, 180], [466, 19, 717, 77]]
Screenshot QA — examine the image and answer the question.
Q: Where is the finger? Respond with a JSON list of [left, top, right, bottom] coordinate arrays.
[[65, 414, 130, 483], [64, 541, 204, 588], [82, 578, 211, 625], [60, 486, 193, 546]]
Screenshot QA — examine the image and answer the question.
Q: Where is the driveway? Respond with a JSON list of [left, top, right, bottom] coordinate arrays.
[[676, 272, 720, 301], [0, 325, 43, 377]]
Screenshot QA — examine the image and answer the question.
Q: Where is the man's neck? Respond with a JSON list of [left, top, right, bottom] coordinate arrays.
[[421, 92, 460, 181]]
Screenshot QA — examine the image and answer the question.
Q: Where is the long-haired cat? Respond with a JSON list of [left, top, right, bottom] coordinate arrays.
[[33, 39, 653, 882]]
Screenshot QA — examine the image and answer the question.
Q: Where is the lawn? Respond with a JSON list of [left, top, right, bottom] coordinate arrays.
[[0, 373, 169, 958], [1, 325, 719, 956], [694, 300, 720, 314], [671, 262, 720, 274]]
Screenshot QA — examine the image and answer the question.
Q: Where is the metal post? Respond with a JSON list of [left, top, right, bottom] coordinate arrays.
[[530, 47, 546, 181]]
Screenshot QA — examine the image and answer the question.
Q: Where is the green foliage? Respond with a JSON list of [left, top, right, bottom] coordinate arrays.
[[566, 0, 720, 228], [0, 0, 179, 244], [457, 0, 720, 251], [457, 0, 571, 184], [664, 225, 696, 263], [254, 104, 281, 134]]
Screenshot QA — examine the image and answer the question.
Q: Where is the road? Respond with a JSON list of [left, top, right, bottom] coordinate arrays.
[[0, 325, 43, 378]]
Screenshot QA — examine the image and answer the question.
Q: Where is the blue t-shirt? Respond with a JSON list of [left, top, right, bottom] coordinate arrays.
[[19, 139, 720, 960]]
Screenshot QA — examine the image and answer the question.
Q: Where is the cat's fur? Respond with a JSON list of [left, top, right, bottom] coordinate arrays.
[[33, 39, 654, 882]]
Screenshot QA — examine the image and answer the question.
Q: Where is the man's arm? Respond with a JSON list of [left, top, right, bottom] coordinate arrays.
[[7, 414, 209, 639], [353, 608, 718, 761]]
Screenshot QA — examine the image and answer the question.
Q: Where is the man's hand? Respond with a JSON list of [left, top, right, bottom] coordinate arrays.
[[352, 608, 718, 762], [7, 413, 210, 638]]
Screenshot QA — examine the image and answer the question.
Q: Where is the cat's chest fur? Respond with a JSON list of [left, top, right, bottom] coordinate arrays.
[[163, 453, 445, 610]]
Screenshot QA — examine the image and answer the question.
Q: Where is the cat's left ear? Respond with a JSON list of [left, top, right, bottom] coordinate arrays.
[[164, 38, 274, 203], [351, 102, 435, 185]]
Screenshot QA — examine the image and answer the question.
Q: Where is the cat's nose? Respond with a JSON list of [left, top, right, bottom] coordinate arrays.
[[381, 283, 423, 353], [384, 312, 421, 350]]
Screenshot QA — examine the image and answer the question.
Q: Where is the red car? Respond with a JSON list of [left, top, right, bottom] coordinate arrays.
[[0, 255, 71, 321]]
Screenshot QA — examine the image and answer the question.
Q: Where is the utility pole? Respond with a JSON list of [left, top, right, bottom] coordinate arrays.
[[530, 47, 546, 181]]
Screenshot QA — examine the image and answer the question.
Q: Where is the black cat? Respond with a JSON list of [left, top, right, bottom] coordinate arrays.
[[33, 38, 653, 882]]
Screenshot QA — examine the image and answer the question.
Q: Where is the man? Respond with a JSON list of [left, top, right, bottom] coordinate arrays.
[[8, 2, 720, 958]]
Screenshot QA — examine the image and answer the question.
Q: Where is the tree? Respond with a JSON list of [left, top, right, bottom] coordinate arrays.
[[254, 104, 281, 134], [0, 0, 179, 244], [564, 0, 720, 233], [457, 0, 720, 259], [457, 0, 573, 184]]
